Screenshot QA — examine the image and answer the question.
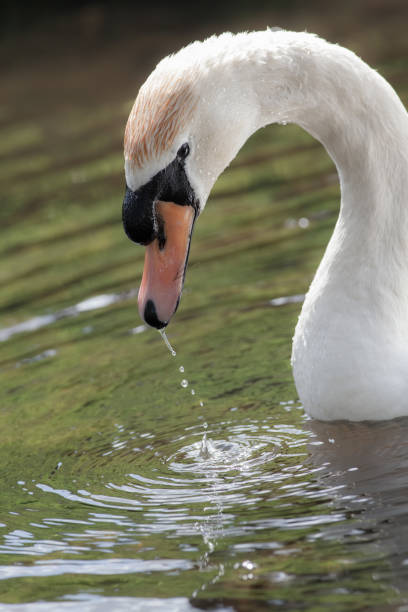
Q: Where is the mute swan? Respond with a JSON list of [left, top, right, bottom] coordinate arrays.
[[122, 30, 408, 421]]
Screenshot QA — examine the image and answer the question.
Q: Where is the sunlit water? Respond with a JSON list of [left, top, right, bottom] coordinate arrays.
[[2, 17, 408, 610]]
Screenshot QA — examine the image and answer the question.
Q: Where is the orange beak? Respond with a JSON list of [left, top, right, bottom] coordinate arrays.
[[138, 201, 196, 328]]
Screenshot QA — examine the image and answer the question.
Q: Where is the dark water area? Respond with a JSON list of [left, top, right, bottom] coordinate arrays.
[[2, 3, 408, 610]]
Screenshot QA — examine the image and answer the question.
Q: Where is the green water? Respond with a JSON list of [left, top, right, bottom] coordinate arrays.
[[2, 17, 408, 611]]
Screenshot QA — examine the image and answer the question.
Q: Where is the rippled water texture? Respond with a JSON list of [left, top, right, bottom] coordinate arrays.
[[2, 7, 408, 611]]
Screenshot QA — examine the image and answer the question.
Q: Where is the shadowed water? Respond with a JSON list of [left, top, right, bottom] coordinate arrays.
[[2, 8, 408, 611]]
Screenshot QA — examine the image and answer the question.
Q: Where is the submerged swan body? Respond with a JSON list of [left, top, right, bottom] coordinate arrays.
[[123, 30, 408, 421]]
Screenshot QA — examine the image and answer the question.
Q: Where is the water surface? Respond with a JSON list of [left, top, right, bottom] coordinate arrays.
[[2, 12, 408, 611]]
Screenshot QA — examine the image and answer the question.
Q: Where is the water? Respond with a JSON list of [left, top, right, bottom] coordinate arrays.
[[2, 11, 408, 610], [159, 334, 208, 452], [159, 329, 177, 357]]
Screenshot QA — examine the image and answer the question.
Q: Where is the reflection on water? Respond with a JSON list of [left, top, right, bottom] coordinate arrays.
[[307, 418, 408, 588], [1, 558, 194, 580], [269, 293, 305, 307], [0, 291, 138, 342], [0, 597, 215, 612]]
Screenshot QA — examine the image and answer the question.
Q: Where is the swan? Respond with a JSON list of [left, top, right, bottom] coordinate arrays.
[[122, 30, 408, 421]]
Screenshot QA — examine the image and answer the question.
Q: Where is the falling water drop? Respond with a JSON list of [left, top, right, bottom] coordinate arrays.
[[157, 329, 207, 414], [158, 329, 176, 356]]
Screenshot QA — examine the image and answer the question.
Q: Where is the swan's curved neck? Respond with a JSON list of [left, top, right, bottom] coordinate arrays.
[[204, 35, 408, 238], [248, 36, 408, 224], [226, 34, 408, 282], [237, 34, 408, 419]]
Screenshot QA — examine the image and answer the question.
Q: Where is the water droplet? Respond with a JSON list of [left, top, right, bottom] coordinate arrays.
[[179, 366, 184, 373], [158, 329, 176, 356], [181, 379, 188, 388]]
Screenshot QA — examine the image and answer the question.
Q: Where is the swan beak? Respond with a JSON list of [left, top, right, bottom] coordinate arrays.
[[138, 201, 196, 328]]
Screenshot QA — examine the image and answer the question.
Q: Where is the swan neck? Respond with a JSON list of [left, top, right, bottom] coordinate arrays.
[[241, 34, 408, 233], [249, 37, 408, 178]]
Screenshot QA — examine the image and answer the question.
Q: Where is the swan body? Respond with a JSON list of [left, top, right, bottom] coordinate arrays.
[[123, 30, 408, 421]]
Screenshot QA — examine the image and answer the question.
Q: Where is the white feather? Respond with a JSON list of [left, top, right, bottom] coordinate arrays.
[[126, 30, 408, 420]]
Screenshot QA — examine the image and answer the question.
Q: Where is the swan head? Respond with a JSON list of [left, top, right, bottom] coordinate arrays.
[[123, 34, 257, 328]]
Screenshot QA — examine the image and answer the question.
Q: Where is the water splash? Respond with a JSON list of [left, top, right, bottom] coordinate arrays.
[[199, 423, 214, 459]]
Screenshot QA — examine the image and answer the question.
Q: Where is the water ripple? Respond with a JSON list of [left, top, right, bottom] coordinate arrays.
[[0, 597, 219, 612], [30, 416, 329, 541], [0, 558, 194, 580]]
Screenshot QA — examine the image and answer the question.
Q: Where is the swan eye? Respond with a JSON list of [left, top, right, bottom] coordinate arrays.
[[177, 143, 190, 161]]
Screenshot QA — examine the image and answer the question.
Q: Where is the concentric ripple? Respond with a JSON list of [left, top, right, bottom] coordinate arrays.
[[166, 422, 281, 474], [32, 415, 313, 539]]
